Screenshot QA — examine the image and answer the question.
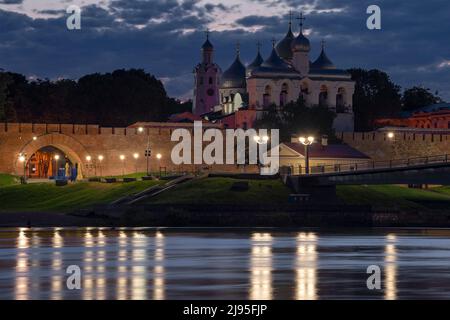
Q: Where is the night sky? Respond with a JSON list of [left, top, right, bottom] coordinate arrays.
[[0, 0, 449, 101]]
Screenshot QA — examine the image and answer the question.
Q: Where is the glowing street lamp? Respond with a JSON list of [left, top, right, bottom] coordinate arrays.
[[120, 154, 126, 176], [299, 136, 315, 174], [54, 154, 60, 178], [32, 136, 37, 141], [156, 153, 162, 177], [98, 155, 104, 177], [84, 155, 93, 177], [138, 126, 151, 176], [387, 132, 395, 139], [253, 135, 269, 145], [133, 153, 140, 173]]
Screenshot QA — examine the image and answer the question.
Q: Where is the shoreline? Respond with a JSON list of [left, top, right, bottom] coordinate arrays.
[[1, 204, 449, 228]]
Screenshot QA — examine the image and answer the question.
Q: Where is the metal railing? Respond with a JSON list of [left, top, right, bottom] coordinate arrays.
[[281, 154, 450, 176]]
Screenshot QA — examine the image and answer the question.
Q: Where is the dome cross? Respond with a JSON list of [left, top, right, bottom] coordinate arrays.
[[297, 12, 306, 32]]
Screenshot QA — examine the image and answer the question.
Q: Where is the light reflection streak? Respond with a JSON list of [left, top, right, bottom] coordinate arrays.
[[385, 234, 397, 300], [51, 229, 63, 300], [15, 228, 29, 300], [131, 231, 147, 300], [96, 230, 106, 300], [153, 231, 165, 300], [82, 229, 94, 300], [295, 232, 317, 300], [30, 231, 40, 294], [250, 233, 272, 300], [117, 231, 128, 300]]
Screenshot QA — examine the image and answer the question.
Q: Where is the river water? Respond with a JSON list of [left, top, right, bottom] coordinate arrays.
[[0, 228, 449, 300]]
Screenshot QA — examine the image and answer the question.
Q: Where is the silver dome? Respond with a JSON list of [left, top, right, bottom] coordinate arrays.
[[246, 49, 264, 77], [250, 47, 300, 79], [291, 31, 311, 53], [311, 48, 335, 70], [221, 55, 246, 89], [276, 24, 295, 60]]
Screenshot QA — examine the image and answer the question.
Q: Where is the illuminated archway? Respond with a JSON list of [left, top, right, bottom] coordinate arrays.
[[14, 133, 89, 178]]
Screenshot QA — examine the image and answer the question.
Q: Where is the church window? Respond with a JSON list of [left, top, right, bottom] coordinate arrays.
[[207, 88, 214, 96], [336, 87, 346, 113], [209, 77, 213, 84], [280, 83, 289, 107], [319, 85, 328, 107], [263, 85, 272, 108], [200, 77, 204, 85]]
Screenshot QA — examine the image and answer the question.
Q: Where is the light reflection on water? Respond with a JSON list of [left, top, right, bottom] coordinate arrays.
[[296, 233, 317, 300], [2, 228, 450, 300]]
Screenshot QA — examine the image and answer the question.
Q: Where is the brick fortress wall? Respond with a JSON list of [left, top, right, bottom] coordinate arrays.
[[339, 131, 450, 161], [0, 122, 257, 177]]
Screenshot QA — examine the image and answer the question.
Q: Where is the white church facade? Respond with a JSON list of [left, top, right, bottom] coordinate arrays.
[[193, 14, 356, 132]]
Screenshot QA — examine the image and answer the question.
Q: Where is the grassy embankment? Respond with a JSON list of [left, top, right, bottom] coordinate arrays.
[[145, 177, 293, 205], [337, 185, 450, 212], [0, 174, 161, 212], [0, 174, 19, 187], [1, 172, 450, 213]]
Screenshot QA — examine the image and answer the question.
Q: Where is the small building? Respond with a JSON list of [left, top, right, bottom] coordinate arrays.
[[279, 141, 370, 174]]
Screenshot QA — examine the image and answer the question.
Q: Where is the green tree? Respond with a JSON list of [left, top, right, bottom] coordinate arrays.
[[0, 71, 16, 122], [402, 86, 443, 111], [255, 98, 336, 142], [348, 68, 402, 131], [0, 69, 189, 126]]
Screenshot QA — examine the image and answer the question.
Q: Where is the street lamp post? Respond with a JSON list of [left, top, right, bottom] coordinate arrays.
[[85, 155, 92, 177], [253, 135, 270, 171], [156, 153, 162, 178], [138, 126, 152, 177], [133, 153, 139, 174], [98, 155, 104, 177], [120, 155, 126, 176], [54, 154, 60, 178], [18, 154, 27, 184], [299, 136, 315, 174]]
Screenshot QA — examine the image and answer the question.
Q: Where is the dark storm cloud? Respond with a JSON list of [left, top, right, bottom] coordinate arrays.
[[0, 0, 23, 4], [0, 0, 449, 100]]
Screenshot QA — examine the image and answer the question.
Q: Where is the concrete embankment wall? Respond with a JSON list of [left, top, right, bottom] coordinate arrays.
[[80, 204, 450, 228]]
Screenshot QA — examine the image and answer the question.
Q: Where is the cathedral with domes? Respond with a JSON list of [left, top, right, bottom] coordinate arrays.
[[193, 14, 355, 132]]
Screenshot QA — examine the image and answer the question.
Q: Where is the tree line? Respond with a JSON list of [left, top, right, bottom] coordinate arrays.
[[0, 69, 192, 126], [0, 68, 444, 132], [350, 68, 443, 131]]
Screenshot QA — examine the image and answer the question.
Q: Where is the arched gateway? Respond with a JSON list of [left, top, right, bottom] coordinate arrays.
[[14, 133, 89, 178]]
